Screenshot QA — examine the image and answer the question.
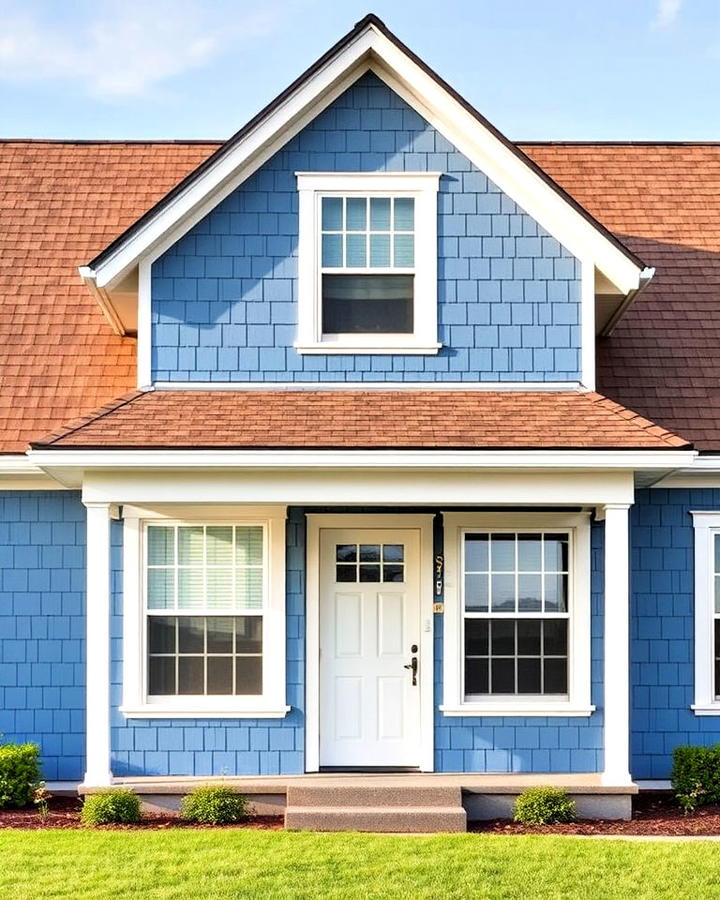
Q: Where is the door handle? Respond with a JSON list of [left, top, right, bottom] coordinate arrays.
[[403, 656, 418, 686]]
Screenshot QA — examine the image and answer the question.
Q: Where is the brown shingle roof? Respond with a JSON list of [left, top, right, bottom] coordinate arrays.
[[1, 138, 717, 452], [32, 388, 689, 450]]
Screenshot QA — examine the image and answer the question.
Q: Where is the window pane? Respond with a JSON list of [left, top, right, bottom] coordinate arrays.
[[148, 616, 176, 653], [236, 657, 263, 695], [178, 526, 204, 565], [544, 574, 568, 612], [236, 617, 262, 654], [544, 534, 569, 571], [394, 197, 414, 231], [322, 274, 414, 334], [465, 573, 489, 612], [236, 527, 263, 566], [491, 619, 515, 656], [465, 658, 488, 694], [714, 620, 720, 697], [543, 658, 567, 694], [393, 234, 414, 267], [359, 545, 381, 561], [465, 534, 488, 572], [336, 544, 357, 562], [491, 658, 515, 693], [147, 568, 175, 610], [491, 535, 515, 572], [178, 657, 204, 694], [370, 197, 391, 231], [147, 526, 174, 565], [207, 657, 233, 695], [518, 574, 542, 611], [178, 568, 204, 609], [491, 573, 515, 612], [322, 233, 343, 267], [715, 575, 720, 614], [206, 616, 234, 654], [359, 564, 381, 582], [370, 234, 391, 267], [518, 658, 542, 693], [345, 233, 367, 267], [322, 196, 343, 231], [383, 565, 404, 582], [149, 657, 176, 695], [517, 534, 542, 571], [178, 616, 205, 653], [336, 564, 357, 582], [465, 619, 489, 656], [383, 544, 404, 562], [517, 619, 541, 656], [346, 197, 367, 231], [206, 568, 234, 609], [206, 526, 233, 564], [543, 620, 568, 656], [236, 568, 263, 609]]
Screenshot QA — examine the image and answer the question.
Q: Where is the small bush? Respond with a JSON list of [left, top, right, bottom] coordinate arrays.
[[80, 789, 142, 826], [513, 786, 576, 825], [0, 743, 41, 809], [672, 744, 720, 812], [180, 785, 249, 825]]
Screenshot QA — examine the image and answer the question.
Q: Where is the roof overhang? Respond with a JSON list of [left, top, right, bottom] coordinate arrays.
[[79, 15, 649, 335]]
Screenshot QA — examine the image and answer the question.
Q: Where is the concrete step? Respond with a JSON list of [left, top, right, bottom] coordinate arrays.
[[285, 805, 467, 833], [286, 784, 462, 808]]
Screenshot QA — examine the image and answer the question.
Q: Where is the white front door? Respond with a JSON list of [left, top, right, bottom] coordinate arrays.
[[319, 528, 422, 768]]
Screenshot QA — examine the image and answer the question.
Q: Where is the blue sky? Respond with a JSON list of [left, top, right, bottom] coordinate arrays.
[[0, 0, 718, 141]]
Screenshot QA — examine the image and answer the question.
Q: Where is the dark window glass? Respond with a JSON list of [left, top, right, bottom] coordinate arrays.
[[207, 657, 233, 695], [236, 657, 263, 695], [206, 617, 234, 654], [517, 619, 542, 656], [359, 545, 381, 562], [491, 620, 515, 656], [543, 620, 568, 656], [178, 656, 204, 694], [322, 274, 413, 334], [465, 658, 488, 694], [465, 619, 489, 657], [236, 618, 262, 654], [544, 658, 568, 694], [336, 565, 357, 582], [383, 565, 404, 582], [359, 565, 381, 582], [518, 657, 542, 693], [148, 656, 175, 695], [148, 616, 175, 653], [491, 658, 515, 693], [336, 544, 357, 562], [178, 617, 204, 653], [383, 544, 404, 562]]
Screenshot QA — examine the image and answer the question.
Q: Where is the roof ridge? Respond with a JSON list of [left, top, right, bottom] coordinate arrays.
[[32, 389, 150, 448]]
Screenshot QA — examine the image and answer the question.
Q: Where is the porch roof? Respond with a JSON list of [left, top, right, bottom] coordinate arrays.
[[32, 388, 690, 451]]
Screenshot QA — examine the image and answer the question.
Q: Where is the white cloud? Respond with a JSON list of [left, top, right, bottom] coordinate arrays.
[[652, 0, 683, 29], [0, 0, 286, 99]]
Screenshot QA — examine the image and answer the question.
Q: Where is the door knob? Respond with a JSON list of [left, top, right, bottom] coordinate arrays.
[[404, 656, 418, 686]]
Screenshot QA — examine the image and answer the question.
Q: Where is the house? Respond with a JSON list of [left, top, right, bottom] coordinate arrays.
[[1, 13, 719, 828]]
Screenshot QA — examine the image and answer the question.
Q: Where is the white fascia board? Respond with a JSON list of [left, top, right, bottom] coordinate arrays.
[[152, 381, 585, 391], [650, 455, 720, 487], [0, 455, 67, 489], [28, 448, 695, 471], [84, 23, 642, 297], [78, 267, 125, 335]]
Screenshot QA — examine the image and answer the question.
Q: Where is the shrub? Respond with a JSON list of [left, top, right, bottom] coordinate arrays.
[[180, 785, 249, 825], [513, 786, 576, 825], [672, 744, 720, 812], [0, 743, 41, 809], [80, 789, 142, 826]]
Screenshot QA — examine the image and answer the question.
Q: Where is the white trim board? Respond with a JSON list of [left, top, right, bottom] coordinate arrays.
[[304, 513, 434, 772], [151, 381, 587, 391]]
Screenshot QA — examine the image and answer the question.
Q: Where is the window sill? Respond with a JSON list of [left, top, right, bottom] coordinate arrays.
[[294, 342, 442, 356], [439, 703, 596, 718], [119, 705, 291, 719], [691, 704, 720, 716]]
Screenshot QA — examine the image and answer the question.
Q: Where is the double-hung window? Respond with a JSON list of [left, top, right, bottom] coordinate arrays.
[[120, 508, 288, 718], [441, 513, 593, 717], [691, 512, 720, 715], [295, 173, 441, 353]]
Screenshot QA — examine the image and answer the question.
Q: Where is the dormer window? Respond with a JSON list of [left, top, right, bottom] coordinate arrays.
[[295, 173, 441, 354]]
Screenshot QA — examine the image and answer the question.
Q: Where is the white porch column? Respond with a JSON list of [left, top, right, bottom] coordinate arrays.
[[83, 501, 113, 786], [602, 503, 632, 786]]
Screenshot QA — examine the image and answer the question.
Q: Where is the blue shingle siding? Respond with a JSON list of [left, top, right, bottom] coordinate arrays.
[[110, 510, 305, 777], [152, 72, 581, 383], [630, 488, 720, 780], [434, 520, 604, 773], [0, 491, 86, 781]]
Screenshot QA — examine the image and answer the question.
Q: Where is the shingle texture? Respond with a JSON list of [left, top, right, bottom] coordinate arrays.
[[522, 142, 720, 451], [34, 388, 689, 449]]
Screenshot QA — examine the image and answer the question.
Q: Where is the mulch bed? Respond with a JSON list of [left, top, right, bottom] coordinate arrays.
[[0, 796, 283, 830], [470, 793, 720, 836]]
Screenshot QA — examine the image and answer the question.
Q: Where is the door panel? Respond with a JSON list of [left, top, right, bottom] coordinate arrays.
[[319, 528, 421, 767]]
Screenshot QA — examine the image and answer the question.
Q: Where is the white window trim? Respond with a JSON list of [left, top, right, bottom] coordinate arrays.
[[691, 511, 720, 715], [295, 171, 441, 354], [120, 505, 289, 718], [440, 511, 594, 717]]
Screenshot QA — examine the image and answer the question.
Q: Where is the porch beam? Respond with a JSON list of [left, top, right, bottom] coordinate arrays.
[[83, 501, 113, 786], [602, 503, 632, 786]]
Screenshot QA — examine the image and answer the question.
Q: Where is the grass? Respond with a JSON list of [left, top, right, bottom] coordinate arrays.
[[2, 830, 720, 899]]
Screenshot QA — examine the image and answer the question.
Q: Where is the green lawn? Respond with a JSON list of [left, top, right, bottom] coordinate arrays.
[[2, 830, 720, 900]]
